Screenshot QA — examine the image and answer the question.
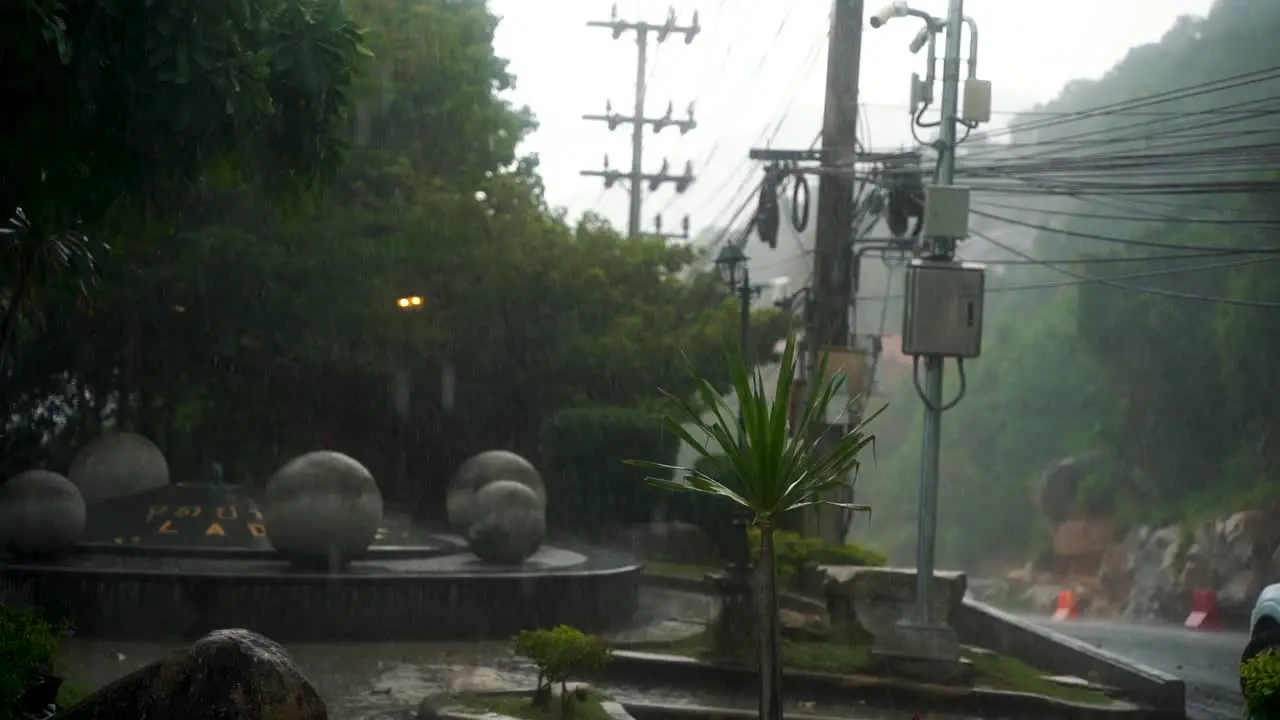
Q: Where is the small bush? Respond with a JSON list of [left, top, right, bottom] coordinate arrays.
[[747, 528, 887, 588], [512, 626, 611, 715], [1243, 649, 1280, 719], [665, 454, 749, 560], [0, 604, 65, 720], [540, 407, 677, 534]]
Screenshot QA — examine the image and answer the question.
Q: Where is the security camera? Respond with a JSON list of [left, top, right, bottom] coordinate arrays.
[[908, 26, 930, 54], [869, 0, 908, 28]]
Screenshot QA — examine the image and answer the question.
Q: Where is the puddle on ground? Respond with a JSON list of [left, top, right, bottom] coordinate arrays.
[[55, 587, 980, 720]]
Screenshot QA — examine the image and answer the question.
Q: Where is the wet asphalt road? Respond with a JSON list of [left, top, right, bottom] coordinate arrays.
[[1026, 617, 1248, 720]]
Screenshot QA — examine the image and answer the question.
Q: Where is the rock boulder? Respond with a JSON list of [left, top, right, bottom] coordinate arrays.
[[823, 565, 968, 642], [60, 629, 326, 720]]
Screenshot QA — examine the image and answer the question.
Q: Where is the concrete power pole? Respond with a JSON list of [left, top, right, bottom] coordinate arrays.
[[582, 6, 698, 238], [806, 0, 865, 545]]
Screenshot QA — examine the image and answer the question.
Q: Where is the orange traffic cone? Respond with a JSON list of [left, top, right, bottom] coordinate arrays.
[[1052, 589, 1080, 621]]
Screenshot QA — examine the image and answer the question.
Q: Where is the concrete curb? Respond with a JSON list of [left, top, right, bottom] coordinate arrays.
[[601, 650, 1174, 720], [956, 600, 1186, 716]]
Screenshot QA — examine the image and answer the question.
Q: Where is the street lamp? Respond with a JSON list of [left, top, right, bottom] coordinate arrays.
[[392, 293, 426, 500], [713, 244, 759, 356], [710, 246, 760, 605]]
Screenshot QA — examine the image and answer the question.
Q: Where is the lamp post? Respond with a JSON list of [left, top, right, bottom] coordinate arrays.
[[393, 295, 425, 499], [712, 244, 762, 570], [708, 246, 764, 665]]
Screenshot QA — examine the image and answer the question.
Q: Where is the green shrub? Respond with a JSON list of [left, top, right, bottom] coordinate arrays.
[[1243, 649, 1280, 719], [665, 454, 748, 559], [512, 625, 611, 713], [540, 407, 677, 534], [0, 604, 65, 720], [747, 528, 887, 588]]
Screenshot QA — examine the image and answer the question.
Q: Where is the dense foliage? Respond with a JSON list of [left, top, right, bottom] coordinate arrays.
[[0, 604, 64, 719], [1242, 650, 1280, 720], [0, 0, 369, 361], [861, 0, 1280, 568], [0, 0, 784, 520], [540, 407, 677, 535]]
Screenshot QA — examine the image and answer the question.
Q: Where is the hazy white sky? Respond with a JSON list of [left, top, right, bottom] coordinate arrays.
[[490, 0, 1215, 234]]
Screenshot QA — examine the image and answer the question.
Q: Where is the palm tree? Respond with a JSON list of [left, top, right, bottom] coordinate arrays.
[[628, 330, 880, 720], [0, 209, 102, 362]]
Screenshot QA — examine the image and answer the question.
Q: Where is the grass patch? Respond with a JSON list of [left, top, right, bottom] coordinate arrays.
[[452, 691, 612, 720], [643, 562, 714, 579], [965, 650, 1110, 705], [651, 630, 1113, 706], [56, 680, 91, 708]]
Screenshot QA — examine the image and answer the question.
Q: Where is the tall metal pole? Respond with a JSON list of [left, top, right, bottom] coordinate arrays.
[[805, 0, 865, 545], [914, 0, 965, 626], [628, 28, 649, 238], [738, 270, 752, 360]]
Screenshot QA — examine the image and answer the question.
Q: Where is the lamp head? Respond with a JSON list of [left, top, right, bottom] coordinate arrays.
[[714, 243, 747, 288]]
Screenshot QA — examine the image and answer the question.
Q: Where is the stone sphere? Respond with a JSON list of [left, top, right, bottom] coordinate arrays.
[[68, 432, 169, 505], [447, 450, 545, 532], [466, 480, 546, 565], [263, 451, 383, 566], [0, 470, 86, 558]]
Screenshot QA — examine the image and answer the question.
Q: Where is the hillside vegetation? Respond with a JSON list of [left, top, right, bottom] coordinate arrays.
[[858, 0, 1280, 568]]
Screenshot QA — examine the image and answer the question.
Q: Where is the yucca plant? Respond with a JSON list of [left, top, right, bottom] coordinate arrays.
[[628, 330, 880, 720]]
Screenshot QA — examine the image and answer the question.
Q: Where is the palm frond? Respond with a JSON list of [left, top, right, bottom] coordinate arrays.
[[629, 328, 880, 525]]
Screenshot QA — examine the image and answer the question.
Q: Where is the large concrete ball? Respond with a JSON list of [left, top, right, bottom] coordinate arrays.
[[263, 451, 383, 565], [446, 450, 545, 533], [0, 470, 86, 558], [465, 480, 547, 565], [68, 432, 169, 505]]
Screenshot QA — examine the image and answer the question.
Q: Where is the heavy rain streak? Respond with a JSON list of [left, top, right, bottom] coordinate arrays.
[[3, 1, 1280, 720]]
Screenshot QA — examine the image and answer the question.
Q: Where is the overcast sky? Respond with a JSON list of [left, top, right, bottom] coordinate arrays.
[[489, 0, 1215, 235]]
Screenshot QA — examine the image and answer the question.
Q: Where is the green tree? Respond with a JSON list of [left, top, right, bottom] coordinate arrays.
[[629, 332, 877, 720], [0, 0, 371, 359]]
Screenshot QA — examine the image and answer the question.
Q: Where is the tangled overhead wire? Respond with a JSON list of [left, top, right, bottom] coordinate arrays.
[[789, 173, 811, 233], [753, 164, 812, 249], [882, 157, 926, 239], [755, 167, 781, 248]]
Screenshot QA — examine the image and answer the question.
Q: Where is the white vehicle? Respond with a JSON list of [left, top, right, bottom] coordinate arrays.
[[1245, 583, 1280, 665]]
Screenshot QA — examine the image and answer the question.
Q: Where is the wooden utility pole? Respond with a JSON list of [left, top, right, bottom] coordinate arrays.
[[805, 0, 865, 545], [582, 7, 699, 238]]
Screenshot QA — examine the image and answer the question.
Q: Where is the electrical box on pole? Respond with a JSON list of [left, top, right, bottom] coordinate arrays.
[[919, 184, 970, 242], [901, 259, 985, 358]]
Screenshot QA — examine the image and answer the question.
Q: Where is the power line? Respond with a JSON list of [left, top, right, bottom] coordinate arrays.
[[964, 64, 1280, 146], [970, 208, 1280, 253], [972, 200, 1280, 229], [968, 228, 1280, 309], [853, 248, 1280, 306]]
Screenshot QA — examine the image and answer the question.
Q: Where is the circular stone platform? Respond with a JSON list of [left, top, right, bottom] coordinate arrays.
[[0, 535, 640, 642]]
